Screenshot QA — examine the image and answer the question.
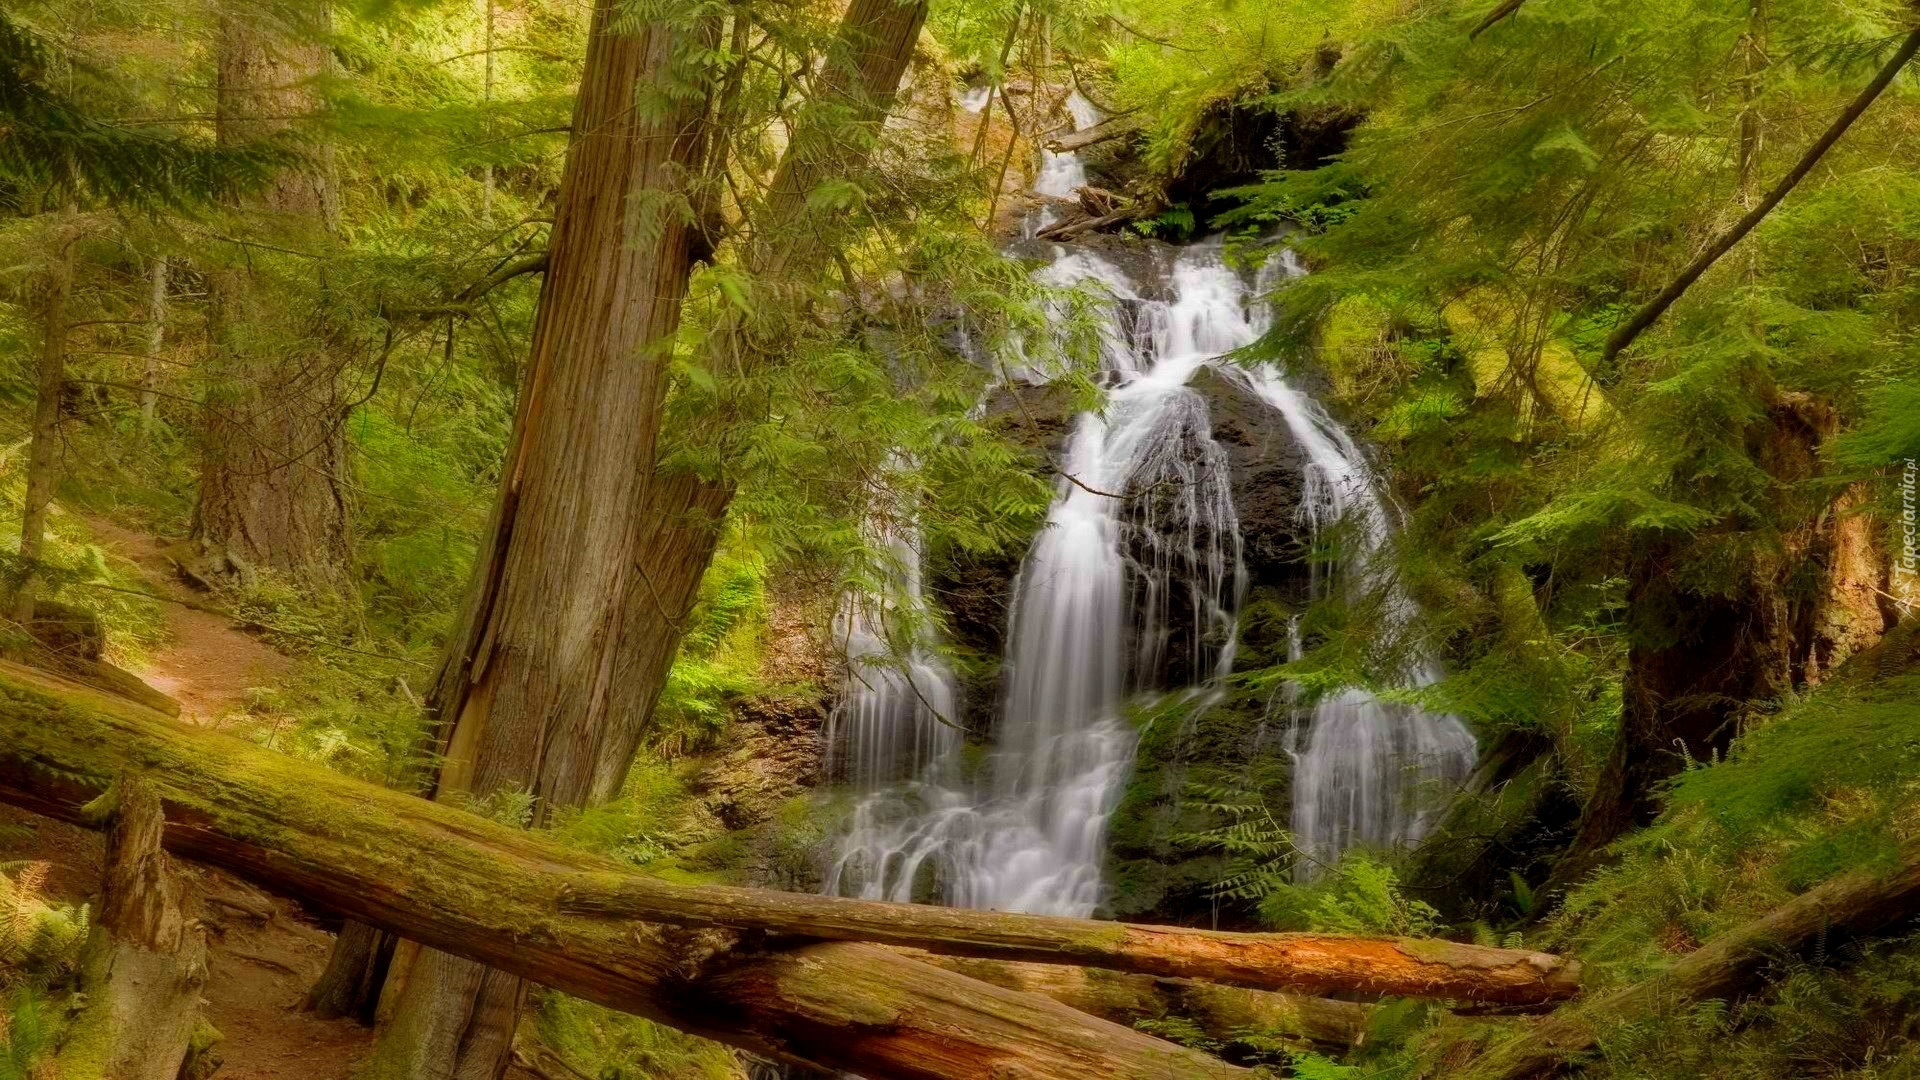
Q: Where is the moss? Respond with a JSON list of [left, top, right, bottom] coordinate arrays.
[[530, 990, 743, 1080], [1104, 679, 1293, 924]]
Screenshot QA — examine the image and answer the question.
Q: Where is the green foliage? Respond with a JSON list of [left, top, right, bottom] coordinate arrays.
[[1173, 779, 1298, 903], [0, 985, 53, 1080], [245, 657, 432, 788], [547, 757, 716, 869], [1259, 852, 1441, 938], [0, 863, 89, 988], [530, 989, 742, 1080], [650, 541, 769, 757], [0, 9, 287, 212]]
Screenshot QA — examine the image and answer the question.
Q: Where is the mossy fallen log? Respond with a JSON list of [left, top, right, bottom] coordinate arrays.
[[0, 662, 1243, 1080], [902, 951, 1374, 1048], [556, 874, 1581, 1004], [1457, 836, 1920, 1080]]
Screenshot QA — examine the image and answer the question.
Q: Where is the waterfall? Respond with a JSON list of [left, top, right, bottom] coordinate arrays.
[[826, 107, 1473, 912], [825, 519, 961, 794]]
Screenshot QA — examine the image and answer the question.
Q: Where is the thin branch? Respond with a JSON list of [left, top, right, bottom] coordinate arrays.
[[1603, 24, 1920, 363], [1105, 14, 1199, 51], [1468, 0, 1528, 40], [436, 45, 574, 65]]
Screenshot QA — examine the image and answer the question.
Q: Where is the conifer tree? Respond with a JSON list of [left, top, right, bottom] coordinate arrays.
[[194, 0, 352, 586]]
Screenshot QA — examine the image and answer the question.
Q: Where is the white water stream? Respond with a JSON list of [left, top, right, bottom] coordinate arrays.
[[824, 107, 1475, 916]]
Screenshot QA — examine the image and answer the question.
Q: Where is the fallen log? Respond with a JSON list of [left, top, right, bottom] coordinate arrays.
[[1036, 209, 1135, 241], [904, 951, 1374, 1048], [1459, 837, 1920, 1080], [557, 875, 1581, 1004], [0, 663, 1242, 1080], [1045, 114, 1141, 153]]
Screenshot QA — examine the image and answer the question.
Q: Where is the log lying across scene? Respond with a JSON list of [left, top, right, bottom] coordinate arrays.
[[558, 874, 1581, 1004], [0, 664, 1581, 1077]]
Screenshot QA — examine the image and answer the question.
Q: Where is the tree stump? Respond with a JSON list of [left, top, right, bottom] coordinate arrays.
[[53, 776, 215, 1080]]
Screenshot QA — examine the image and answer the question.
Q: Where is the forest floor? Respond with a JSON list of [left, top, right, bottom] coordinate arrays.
[[0, 517, 375, 1078]]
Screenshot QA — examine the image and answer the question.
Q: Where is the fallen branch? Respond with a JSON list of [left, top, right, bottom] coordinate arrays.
[[1036, 209, 1136, 241], [1045, 115, 1142, 154], [1460, 838, 1920, 1080], [0, 662, 1243, 1080], [1602, 23, 1920, 363], [905, 951, 1374, 1047], [1469, 0, 1528, 40], [557, 874, 1582, 1004]]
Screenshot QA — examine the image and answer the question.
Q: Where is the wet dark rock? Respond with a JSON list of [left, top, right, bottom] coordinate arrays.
[[696, 694, 827, 832], [1190, 366, 1316, 600]]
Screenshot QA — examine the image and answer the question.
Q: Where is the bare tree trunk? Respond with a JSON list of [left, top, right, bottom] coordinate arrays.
[[304, 918, 394, 1022], [51, 776, 213, 1080], [0, 664, 1249, 1080], [363, 3, 722, 1074], [139, 256, 167, 440], [195, 0, 350, 586], [366, 1, 935, 1069], [14, 214, 78, 629]]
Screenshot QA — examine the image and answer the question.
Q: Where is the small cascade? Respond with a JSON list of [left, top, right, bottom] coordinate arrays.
[[1228, 364, 1477, 870], [825, 520, 961, 794], [1231, 257, 1478, 870], [1026, 91, 1101, 238]]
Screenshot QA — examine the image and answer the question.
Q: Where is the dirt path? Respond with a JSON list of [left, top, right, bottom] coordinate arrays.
[[0, 520, 373, 1077], [82, 517, 293, 725]]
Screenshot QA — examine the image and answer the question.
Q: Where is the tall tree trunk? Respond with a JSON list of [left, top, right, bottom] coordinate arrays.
[[1562, 394, 1890, 869], [138, 256, 167, 440], [14, 213, 78, 629], [363, 3, 722, 1074], [585, 0, 935, 801], [51, 777, 213, 1080], [364, 2, 933, 1070], [195, 1, 350, 586]]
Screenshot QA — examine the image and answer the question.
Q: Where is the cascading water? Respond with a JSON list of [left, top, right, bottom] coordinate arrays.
[[1234, 273, 1478, 872], [825, 519, 961, 795], [826, 106, 1474, 915]]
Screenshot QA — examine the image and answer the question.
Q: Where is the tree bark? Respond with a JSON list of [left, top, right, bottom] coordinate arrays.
[[366, 2, 724, 1073], [14, 213, 78, 628], [0, 663, 1247, 1080], [195, 0, 350, 586], [139, 256, 167, 440], [51, 776, 213, 1080], [584, 0, 936, 802], [556, 875, 1580, 1004], [373, 2, 939, 1070], [905, 951, 1375, 1048], [303, 917, 394, 1022], [1459, 837, 1920, 1080]]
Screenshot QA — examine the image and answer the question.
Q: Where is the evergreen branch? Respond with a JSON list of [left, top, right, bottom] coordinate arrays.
[[1603, 22, 1920, 364]]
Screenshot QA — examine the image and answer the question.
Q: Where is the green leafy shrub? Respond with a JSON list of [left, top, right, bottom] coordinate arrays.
[[1260, 852, 1441, 938]]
